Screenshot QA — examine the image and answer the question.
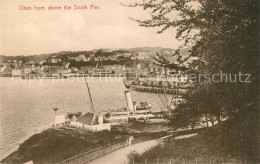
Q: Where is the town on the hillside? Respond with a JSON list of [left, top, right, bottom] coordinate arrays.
[[0, 48, 189, 82], [0, 48, 178, 77]]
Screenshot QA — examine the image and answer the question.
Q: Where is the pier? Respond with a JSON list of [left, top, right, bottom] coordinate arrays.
[[133, 86, 186, 95]]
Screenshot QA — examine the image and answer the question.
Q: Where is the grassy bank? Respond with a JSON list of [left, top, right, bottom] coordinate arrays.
[[128, 108, 260, 164], [1, 125, 168, 164], [1, 128, 130, 164]]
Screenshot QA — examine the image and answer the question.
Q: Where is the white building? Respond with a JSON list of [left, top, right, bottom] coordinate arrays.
[[55, 112, 111, 132], [51, 58, 58, 63], [61, 69, 72, 74], [0, 64, 6, 72], [63, 62, 70, 68], [136, 63, 142, 69], [23, 68, 32, 75], [12, 69, 22, 76]]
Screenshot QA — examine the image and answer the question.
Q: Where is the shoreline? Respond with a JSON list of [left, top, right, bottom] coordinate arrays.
[[1, 124, 168, 164], [0, 77, 170, 161], [0, 124, 52, 161], [1, 119, 169, 161]]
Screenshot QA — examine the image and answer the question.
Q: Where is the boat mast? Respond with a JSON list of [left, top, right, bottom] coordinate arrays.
[[84, 77, 95, 113]]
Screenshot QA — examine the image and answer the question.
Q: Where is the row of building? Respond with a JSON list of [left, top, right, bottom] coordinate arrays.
[[0, 60, 179, 77], [49, 51, 151, 64]]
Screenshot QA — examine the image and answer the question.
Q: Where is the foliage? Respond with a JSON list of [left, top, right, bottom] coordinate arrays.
[[127, 150, 141, 164], [125, 0, 258, 125], [1, 128, 130, 164], [125, 0, 259, 161], [152, 52, 188, 72], [130, 108, 259, 163]]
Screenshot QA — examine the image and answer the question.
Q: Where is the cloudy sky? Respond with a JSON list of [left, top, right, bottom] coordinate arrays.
[[1, 0, 182, 56]]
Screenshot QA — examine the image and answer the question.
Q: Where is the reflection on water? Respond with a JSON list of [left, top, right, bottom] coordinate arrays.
[[0, 77, 169, 159]]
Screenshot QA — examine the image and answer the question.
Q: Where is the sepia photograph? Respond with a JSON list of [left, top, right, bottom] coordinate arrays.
[[0, 0, 259, 163]]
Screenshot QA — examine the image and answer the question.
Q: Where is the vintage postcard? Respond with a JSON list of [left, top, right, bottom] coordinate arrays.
[[0, 0, 259, 163]]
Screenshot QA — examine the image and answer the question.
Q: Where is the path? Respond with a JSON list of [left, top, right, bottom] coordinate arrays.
[[87, 133, 198, 164]]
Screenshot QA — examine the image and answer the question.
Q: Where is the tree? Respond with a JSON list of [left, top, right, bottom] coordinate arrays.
[[152, 52, 188, 73], [124, 0, 258, 121], [125, 0, 259, 161]]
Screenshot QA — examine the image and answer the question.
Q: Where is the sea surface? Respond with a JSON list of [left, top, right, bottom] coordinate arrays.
[[0, 77, 170, 160]]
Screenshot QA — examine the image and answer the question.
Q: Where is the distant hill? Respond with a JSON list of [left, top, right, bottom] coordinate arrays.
[[127, 47, 173, 52], [0, 54, 53, 63]]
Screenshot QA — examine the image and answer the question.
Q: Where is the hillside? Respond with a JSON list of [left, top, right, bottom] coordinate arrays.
[[129, 107, 260, 164], [1, 126, 168, 164], [0, 47, 176, 63], [0, 54, 53, 63], [1, 128, 130, 164]]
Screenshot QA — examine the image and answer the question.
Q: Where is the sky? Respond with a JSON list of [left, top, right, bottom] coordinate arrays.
[[1, 0, 182, 56]]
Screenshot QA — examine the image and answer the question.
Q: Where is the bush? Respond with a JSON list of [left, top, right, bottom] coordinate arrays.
[[127, 150, 141, 164]]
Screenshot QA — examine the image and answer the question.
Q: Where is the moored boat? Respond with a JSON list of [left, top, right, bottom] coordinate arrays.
[[103, 90, 154, 123]]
